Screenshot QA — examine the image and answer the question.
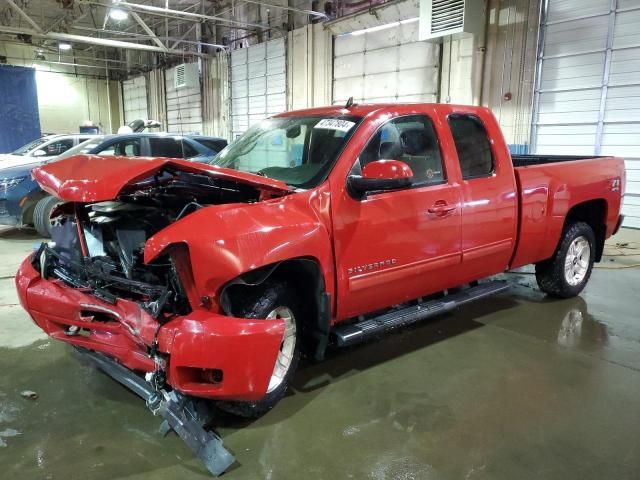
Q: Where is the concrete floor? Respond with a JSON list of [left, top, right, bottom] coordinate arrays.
[[1, 226, 640, 480]]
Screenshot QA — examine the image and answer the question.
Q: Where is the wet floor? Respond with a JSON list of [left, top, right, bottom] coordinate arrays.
[[1, 226, 640, 479]]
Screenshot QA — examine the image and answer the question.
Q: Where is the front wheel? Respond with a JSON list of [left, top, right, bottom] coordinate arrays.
[[535, 221, 596, 298], [33, 195, 61, 238], [216, 282, 302, 418]]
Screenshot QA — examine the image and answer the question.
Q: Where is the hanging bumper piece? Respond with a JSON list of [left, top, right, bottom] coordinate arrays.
[[76, 347, 236, 477]]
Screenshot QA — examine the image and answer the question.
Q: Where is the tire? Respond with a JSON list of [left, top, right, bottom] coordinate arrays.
[[216, 281, 302, 418], [33, 196, 61, 238], [535, 221, 596, 298]]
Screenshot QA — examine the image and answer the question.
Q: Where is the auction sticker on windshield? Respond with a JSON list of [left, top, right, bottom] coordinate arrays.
[[314, 119, 356, 132]]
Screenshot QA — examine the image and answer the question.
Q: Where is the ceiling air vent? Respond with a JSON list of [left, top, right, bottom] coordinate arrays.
[[174, 63, 199, 89], [419, 0, 484, 41]]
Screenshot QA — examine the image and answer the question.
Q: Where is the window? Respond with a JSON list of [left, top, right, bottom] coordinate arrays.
[[97, 139, 141, 157], [44, 139, 74, 156], [149, 137, 188, 158], [210, 116, 361, 188], [11, 137, 47, 155], [193, 138, 227, 154], [448, 115, 494, 179], [358, 115, 445, 185], [182, 142, 198, 158]]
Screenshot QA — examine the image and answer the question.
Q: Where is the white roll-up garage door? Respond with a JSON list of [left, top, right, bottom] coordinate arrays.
[[531, 0, 640, 228], [332, 19, 439, 104], [165, 64, 203, 134], [122, 76, 148, 124], [230, 38, 287, 140]]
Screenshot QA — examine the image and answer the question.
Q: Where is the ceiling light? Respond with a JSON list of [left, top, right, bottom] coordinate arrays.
[[109, 8, 128, 21], [345, 17, 419, 36], [58, 42, 72, 51]]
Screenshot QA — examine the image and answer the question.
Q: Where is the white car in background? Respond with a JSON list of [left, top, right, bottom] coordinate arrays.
[[0, 134, 98, 170]]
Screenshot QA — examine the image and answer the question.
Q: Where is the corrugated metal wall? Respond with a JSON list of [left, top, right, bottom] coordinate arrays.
[[230, 38, 287, 140], [287, 24, 333, 110], [332, 19, 440, 104], [122, 76, 148, 124], [165, 64, 203, 134], [531, 0, 640, 228]]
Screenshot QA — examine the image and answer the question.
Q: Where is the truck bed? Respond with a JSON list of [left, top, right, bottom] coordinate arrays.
[[511, 154, 607, 167], [510, 155, 625, 269]]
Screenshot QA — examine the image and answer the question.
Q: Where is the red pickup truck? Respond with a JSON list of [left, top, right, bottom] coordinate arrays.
[[16, 104, 625, 420]]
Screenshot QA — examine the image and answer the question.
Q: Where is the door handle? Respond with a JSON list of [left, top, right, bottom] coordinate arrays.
[[428, 201, 456, 215]]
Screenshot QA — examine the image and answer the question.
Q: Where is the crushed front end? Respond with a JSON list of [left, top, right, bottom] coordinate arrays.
[[16, 163, 286, 402]]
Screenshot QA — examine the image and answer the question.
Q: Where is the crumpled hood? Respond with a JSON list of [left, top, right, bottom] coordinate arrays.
[[32, 154, 293, 202]]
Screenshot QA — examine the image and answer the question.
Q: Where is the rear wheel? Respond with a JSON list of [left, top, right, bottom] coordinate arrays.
[[216, 282, 302, 418], [33, 196, 61, 238], [535, 221, 595, 298]]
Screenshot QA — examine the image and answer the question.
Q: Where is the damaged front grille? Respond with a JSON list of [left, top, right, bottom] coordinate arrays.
[[34, 205, 190, 320], [33, 167, 279, 320], [34, 240, 189, 319]]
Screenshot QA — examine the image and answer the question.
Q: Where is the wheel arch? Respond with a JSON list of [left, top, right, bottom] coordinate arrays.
[[220, 257, 332, 361], [564, 198, 608, 262]]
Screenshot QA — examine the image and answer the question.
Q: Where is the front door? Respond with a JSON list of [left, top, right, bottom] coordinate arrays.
[[332, 114, 463, 319]]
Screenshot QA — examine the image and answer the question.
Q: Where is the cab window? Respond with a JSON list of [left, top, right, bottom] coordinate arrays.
[[448, 114, 494, 179], [149, 137, 199, 158], [98, 139, 141, 157], [358, 115, 445, 186], [44, 139, 74, 156]]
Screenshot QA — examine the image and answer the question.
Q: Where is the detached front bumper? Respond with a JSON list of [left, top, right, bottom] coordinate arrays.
[[16, 257, 285, 402]]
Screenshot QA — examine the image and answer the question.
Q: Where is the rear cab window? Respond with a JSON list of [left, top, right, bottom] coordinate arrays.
[[447, 114, 494, 179]]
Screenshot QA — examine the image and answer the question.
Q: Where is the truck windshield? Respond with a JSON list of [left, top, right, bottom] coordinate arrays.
[[209, 115, 362, 188]]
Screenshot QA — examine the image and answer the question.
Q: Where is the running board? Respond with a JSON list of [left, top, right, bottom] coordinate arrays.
[[333, 280, 509, 347], [75, 348, 235, 477]]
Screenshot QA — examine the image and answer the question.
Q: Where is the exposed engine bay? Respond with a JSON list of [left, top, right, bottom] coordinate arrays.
[[33, 167, 282, 320]]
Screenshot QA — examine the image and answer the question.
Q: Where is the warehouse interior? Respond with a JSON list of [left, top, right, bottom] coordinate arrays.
[[1, 0, 639, 478]]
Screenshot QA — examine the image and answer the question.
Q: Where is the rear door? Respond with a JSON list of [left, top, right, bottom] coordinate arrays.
[[447, 112, 518, 280]]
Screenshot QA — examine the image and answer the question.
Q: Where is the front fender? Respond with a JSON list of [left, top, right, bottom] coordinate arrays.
[[144, 187, 335, 309]]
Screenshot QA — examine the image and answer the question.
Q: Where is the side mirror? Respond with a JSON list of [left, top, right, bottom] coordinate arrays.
[[347, 159, 413, 196], [32, 149, 47, 157]]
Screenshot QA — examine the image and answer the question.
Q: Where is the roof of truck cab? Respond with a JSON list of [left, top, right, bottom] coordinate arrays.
[[273, 103, 489, 118]]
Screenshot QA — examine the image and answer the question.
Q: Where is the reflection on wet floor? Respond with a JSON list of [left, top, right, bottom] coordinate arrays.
[[1, 227, 640, 479]]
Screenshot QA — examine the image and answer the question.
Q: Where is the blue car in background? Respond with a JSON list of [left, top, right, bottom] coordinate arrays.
[[0, 133, 227, 237]]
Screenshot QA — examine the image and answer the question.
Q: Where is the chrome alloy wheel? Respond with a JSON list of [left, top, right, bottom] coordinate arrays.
[[564, 236, 591, 286], [266, 306, 297, 393]]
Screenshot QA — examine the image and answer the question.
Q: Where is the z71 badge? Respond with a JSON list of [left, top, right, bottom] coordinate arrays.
[[348, 259, 397, 276]]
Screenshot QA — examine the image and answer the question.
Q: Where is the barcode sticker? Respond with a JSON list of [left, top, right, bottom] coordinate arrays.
[[314, 119, 356, 132]]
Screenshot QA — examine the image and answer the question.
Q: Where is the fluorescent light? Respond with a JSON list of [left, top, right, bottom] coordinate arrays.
[[346, 17, 419, 36], [109, 8, 128, 21], [58, 42, 72, 51]]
